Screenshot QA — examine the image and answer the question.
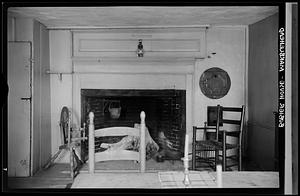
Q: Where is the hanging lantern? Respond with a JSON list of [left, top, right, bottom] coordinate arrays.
[[136, 39, 144, 57]]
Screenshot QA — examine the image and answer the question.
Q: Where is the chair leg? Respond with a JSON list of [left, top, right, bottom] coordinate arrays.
[[192, 127, 196, 170], [192, 146, 195, 170], [214, 150, 218, 171], [238, 147, 242, 171], [222, 131, 226, 171], [223, 148, 226, 171], [70, 147, 74, 179]]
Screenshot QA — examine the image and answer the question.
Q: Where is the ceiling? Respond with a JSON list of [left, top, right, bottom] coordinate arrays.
[[8, 6, 279, 29]]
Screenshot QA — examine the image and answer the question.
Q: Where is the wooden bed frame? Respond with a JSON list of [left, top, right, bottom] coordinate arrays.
[[88, 111, 146, 173]]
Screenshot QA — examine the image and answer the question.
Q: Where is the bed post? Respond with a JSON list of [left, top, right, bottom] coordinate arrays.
[[88, 112, 95, 174], [140, 111, 146, 173]]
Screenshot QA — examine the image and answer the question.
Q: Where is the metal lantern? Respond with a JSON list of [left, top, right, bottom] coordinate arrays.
[[137, 39, 144, 57]]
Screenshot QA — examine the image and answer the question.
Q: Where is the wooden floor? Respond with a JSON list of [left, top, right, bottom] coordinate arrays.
[[5, 158, 262, 190], [80, 158, 184, 171], [6, 164, 73, 190], [71, 171, 279, 189]]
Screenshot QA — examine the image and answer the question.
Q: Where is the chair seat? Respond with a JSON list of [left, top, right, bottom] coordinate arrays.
[[195, 140, 238, 151]]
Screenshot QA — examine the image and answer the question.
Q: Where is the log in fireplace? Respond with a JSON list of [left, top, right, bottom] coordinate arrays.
[[81, 89, 186, 161]]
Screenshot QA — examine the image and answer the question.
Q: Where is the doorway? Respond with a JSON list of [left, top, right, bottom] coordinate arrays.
[[8, 42, 32, 177]]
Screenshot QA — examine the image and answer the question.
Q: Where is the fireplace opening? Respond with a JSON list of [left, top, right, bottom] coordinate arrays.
[[81, 89, 186, 161]]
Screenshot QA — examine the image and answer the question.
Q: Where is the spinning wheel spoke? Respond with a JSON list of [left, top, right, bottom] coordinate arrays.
[[60, 107, 70, 145]]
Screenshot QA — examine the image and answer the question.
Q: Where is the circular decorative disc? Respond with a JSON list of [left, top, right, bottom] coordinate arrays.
[[199, 67, 231, 99]]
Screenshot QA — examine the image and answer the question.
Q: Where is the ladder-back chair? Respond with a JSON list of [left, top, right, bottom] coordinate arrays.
[[192, 105, 245, 171]]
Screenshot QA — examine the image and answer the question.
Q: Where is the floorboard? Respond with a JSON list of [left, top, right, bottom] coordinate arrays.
[[6, 164, 73, 190], [5, 158, 261, 190]]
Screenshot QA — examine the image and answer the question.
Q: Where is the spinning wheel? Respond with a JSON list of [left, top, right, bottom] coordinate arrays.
[[60, 106, 70, 145], [43, 107, 86, 179]]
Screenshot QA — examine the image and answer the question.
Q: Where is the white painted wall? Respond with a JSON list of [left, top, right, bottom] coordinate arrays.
[[248, 13, 278, 171], [49, 31, 73, 155], [49, 27, 246, 156], [193, 27, 246, 156], [193, 27, 246, 126], [38, 21, 51, 170]]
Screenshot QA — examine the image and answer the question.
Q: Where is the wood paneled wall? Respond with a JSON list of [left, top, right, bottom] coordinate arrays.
[[32, 20, 51, 174], [72, 28, 206, 58], [248, 13, 278, 171]]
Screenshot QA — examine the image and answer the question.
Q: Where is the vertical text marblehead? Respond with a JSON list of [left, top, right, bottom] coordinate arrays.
[[278, 27, 285, 128], [278, 27, 285, 72]]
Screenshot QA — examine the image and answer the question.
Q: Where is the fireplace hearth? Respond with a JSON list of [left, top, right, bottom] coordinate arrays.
[[81, 89, 186, 160]]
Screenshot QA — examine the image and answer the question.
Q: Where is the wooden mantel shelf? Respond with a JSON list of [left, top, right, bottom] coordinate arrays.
[[72, 63, 195, 75], [72, 56, 203, 64], [72, 57, 198, 74]]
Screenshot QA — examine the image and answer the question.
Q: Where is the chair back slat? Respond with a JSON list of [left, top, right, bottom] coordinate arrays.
[[222, 107, 243, 112], [222, 119, 241, 125], [192, 105, 245, 141], [216, 105, 245, 141]]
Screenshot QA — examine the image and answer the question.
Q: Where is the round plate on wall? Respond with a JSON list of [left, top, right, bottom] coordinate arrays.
[[199, 67, 231, 99]]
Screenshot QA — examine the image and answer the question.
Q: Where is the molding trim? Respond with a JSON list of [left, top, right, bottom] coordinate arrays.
[[72, 57, 197, 74], [47, 25, 210, 30], [73, 63, 195, 74]]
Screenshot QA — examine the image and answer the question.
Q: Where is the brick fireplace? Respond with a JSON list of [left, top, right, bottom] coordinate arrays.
[[81, 89, 186, 159]]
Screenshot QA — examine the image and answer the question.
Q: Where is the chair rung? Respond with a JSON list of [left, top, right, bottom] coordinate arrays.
[[226, 163, 238, 168], [216, 155, 239, 159], [194, 127, 216, 130], [226, 155, 238, 159], [196, 157, 215, 161]]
